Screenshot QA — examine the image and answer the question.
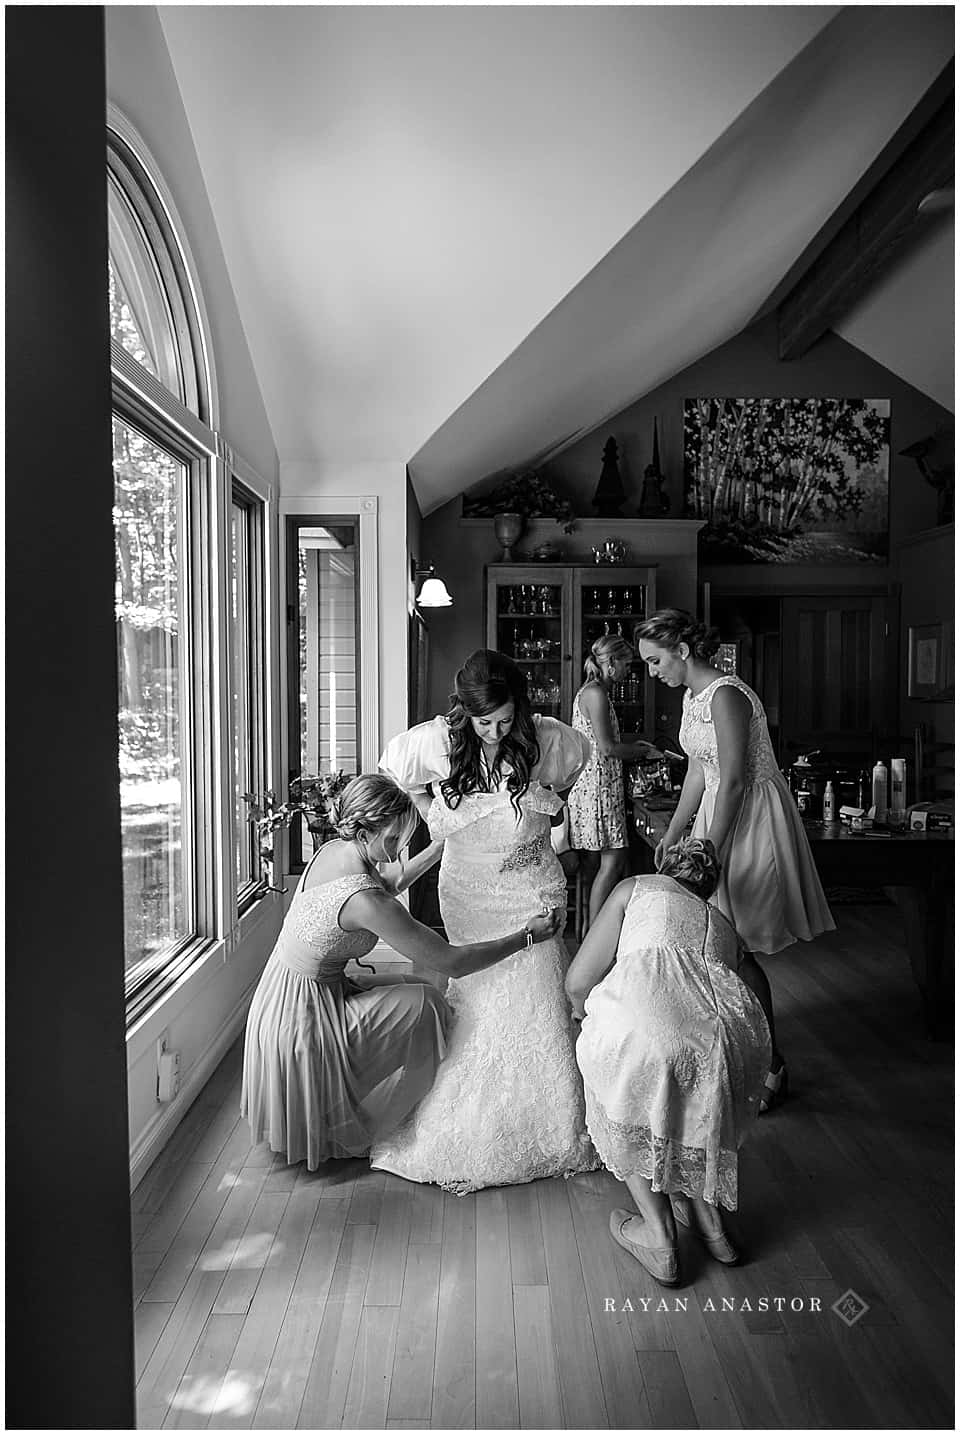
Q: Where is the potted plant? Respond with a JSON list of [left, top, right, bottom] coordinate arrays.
[[463, 470, 577, 560], [242, 769, 351, 892]]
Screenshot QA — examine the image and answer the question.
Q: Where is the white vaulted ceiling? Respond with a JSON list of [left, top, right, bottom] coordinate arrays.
[[158, 5, 953, 513]]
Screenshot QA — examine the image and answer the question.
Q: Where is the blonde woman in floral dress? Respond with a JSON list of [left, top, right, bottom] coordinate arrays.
[[568, 634, 660, 931]]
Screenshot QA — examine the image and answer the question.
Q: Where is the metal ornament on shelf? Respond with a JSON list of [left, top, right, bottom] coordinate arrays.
[[591, 537, 629, 565]]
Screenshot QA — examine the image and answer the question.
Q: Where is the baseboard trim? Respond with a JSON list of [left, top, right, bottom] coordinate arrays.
[[129, 983, 256, 1193]]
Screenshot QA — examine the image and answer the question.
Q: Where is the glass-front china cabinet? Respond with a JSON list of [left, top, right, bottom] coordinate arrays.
[[485, 565, 657, 737]]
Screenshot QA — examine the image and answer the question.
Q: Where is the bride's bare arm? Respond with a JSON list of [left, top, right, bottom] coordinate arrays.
[[378, 839, 444, 896], [564, 877, 635, 1019]]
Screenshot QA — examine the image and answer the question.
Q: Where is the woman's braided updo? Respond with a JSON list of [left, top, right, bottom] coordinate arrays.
[[633, 607, 720, 661], [659, 837, 721, 900], [330, 773, 417, 845], [583, 633, 635, 683]]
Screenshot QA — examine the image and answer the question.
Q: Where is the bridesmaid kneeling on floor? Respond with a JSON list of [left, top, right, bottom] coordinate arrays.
[[565, 838, 771, 1287], [241, 773, 564, 1169]]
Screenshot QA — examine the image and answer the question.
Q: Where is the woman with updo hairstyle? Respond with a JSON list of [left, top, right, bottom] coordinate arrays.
[[371, 649, 599, 1192], [241, 773, 565, 1170], [565, 838, 772, 1285], [567, 634, 662, 930], [634, 607, 834, 1113]]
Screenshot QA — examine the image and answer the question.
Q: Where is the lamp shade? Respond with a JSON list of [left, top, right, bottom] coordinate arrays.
[[417, 576, 453, 607]]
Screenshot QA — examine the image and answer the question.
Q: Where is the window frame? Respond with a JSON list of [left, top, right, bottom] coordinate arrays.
[[109, 112, 277, 1026], [228, 468, 270, 915], [279, 496, 380, 878]]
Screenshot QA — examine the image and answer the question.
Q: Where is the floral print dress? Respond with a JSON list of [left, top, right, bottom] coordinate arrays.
[[568, 682, 628, 851]]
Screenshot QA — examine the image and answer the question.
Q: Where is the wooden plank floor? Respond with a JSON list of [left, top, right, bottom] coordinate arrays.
[[132, 905, 954, 1429]]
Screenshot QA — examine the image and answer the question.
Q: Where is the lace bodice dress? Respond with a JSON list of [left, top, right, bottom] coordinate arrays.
[[576, 876, 771, 1209], [680, 675, 834, 954], [567, 682, 628, 850], [370, 715, 598, 1192], [241, 863, 451, 1168]]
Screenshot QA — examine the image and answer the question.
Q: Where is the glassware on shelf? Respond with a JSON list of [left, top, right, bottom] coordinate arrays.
[[607, 588, 617, 613], [506, 587, 517, 614], [590, 587, 600, 613], [538, 585, 551, 614]]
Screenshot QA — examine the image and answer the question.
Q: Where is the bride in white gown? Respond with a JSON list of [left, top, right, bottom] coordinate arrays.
[[370, 649, 598, 1193]]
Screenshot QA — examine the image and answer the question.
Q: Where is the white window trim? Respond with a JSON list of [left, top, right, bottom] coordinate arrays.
[[220, 439, 281, 946], [107, 103, 219, 431], [279, 496, 380, 847]]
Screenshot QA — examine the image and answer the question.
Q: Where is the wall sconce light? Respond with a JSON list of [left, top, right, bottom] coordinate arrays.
[[412, 560, 453, 607]]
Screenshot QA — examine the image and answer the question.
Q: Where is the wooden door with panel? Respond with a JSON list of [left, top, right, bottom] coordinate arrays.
[[779, 591, 894, 771]]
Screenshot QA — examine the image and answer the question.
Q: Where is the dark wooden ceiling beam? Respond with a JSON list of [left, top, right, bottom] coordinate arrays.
[[778, 85, 954, 360]]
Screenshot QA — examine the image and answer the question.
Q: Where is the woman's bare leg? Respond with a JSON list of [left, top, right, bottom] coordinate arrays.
[[623, 1173, 676, 1245], [739, 952, 785, 1071], [587, 848, 628, 930]]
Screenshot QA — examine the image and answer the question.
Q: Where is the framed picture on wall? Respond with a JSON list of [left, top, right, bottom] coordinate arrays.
[[908, 621, 953, 700]]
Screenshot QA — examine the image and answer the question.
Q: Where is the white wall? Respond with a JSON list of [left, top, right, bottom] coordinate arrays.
[[105, 6, 285, 1183]]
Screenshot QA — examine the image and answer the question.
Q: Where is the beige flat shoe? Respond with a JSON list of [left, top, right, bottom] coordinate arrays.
[[670, 1195, 739, 1265], [609, 1208, 680, 1286]]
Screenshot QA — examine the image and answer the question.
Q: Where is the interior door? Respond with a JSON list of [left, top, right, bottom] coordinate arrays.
[[779, 592, 892, 767]]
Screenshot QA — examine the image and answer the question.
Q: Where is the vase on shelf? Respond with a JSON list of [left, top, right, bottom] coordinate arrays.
[[493, 511, 524, 562]]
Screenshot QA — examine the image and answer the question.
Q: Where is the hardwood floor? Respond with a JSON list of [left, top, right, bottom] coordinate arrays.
[[132, 905, 954, 1429]]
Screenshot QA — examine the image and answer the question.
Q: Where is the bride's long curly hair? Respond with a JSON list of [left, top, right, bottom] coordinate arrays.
[[440, 649, 540, 817]]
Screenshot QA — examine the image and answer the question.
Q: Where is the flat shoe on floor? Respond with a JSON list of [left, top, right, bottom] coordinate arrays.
[[759, 1063, 789, 1113], [609, 1208, 680, 1286], [669, 1196, 739, 1265], [700, 1230, 740, 1265]]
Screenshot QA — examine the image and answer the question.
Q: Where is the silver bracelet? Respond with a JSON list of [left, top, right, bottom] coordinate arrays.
[[524, 928, 534, 948]]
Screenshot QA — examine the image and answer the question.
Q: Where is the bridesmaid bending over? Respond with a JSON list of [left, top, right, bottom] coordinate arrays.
[[241, 773, 564, 1169]]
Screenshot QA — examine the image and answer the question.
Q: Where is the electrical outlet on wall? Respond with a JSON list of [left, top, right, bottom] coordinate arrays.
[[156, 1029, 180, 1102], [157, 1049, 181, 1103]]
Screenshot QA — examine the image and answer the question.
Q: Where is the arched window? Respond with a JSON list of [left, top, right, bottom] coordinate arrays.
[[107, 118, 211, 419], [108, 112, 266, 1019]]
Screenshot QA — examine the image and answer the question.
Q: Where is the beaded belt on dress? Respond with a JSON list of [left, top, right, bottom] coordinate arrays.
[[499, 832, 547, 873]]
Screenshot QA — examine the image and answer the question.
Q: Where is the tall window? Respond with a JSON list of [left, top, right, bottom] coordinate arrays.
[[113, 416, 190, 971], [287, 519, 361, 868], [231, 484, 266, 904], [108, 119, 216, 1017]]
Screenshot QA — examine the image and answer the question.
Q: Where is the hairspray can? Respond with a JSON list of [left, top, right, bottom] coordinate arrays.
[[890, 758, 906, 823], [871, 760, 888, 820]]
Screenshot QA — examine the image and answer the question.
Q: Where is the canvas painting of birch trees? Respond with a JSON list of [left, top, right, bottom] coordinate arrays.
[[683, 398, 890, 563]]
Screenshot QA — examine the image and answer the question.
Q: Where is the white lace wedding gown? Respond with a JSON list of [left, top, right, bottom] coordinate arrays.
[[370, 716, 598, 1193]]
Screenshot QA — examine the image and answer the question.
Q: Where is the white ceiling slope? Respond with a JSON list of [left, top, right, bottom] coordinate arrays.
[[159, 6, 952, 517], [410, 5, 954, 510], [158, 4, 837, 478]]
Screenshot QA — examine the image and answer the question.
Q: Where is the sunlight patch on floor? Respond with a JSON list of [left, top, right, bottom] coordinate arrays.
[[168, 1370, 260, 1416], [200, 1231, 278, 1270]]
